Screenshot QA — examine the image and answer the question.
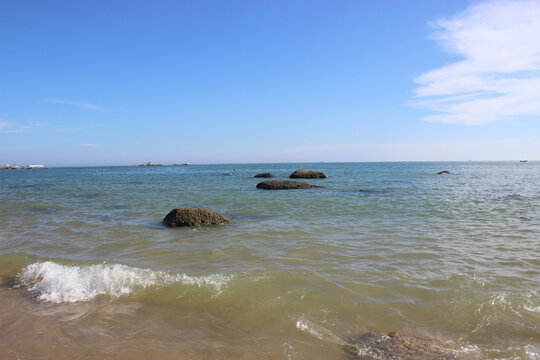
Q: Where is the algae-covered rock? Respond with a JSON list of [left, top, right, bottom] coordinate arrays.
[[256, 180, 325, 190], [163, 208, 230, 227], [289, 169, 328, 179], [254, 173, 275, 178], [345, 331, 462, 360]]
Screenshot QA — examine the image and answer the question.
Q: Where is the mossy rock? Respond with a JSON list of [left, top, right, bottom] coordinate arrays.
[[344, 331, 462, 360], [289, 169, 328, 179], [256, 180, 325, 190], [163, 208, 230, 227], [254, 173, 275, 178]]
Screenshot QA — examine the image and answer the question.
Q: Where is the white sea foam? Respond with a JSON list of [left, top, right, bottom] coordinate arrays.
[[525, 345, 540, 360], [356, 346, 381, 359], [488, 292, 540, 316], [295, 318, 348, 346], [295, 318, 324, 340], [19, 261, 232, 303], [454, 344, 481, 357]]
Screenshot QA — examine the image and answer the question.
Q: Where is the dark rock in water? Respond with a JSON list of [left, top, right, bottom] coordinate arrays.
[[163, 208, 230, 227], [356, 189, 389, 194], [338, 189, 391, 195], [344, 331, 461, 360], [256, 180, 325, 190], [254, 173, 275, 178], [437, 170, 450, 175], [289, 169, 328, 179]]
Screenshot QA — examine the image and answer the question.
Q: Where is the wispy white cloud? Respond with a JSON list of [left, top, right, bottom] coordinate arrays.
[[413, 0, 540, 125], [0, 120, 10, 131], [0, 119, 100, 134], [81, 143, 102, 148], [0, 120, 49, 133], [46, 98, 106, 112]]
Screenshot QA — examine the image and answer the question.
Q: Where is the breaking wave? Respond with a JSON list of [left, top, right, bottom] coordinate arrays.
[[18, 261, 233, 303]]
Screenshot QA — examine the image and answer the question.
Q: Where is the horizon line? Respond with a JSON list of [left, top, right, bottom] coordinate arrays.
[[2, 160, 536, 168]]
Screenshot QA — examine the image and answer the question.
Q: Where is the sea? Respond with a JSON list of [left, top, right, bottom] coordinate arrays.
[[0, 162, 538, 359]]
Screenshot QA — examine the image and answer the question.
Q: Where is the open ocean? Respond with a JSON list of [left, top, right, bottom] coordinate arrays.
[[0, 162, 539, 359]]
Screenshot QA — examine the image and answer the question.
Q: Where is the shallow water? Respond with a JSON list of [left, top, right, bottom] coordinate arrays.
[[0, 162, 539, 359]]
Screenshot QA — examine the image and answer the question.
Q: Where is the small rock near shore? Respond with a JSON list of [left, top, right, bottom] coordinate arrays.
[[437, 170, 450, 175], [344, 331, 461, 360], [163, 208, 230, 227], [254, 173, 275, 178], [289, 169, 328, 179], [256, 180, 325, 190]]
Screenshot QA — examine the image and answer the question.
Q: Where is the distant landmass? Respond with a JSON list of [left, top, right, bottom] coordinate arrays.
[[1, 164, 46, 170]]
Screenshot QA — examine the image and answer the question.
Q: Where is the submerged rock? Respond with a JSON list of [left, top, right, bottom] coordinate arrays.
[[345, 331, 461, 360], [163, 208, 230, 227], [254, 173, 275, 178], [437, 170, 450, 175], [256, 180, 325, 190], [355, 189, 390, 194], [289, 169, 328, 179]]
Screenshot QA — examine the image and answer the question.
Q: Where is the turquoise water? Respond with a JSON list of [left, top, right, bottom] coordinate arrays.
[[0, 162, 539, 359]]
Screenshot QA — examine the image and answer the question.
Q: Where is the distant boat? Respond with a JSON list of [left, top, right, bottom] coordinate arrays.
[[182, 163, 191, 166], [520, 160, 527, 163]]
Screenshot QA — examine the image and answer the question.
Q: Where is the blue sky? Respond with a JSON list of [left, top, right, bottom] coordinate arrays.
[[1, 0, 539, 166]]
